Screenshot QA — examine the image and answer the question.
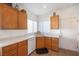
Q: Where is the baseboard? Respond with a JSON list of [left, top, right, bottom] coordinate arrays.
[[59, 48, 78, 53]]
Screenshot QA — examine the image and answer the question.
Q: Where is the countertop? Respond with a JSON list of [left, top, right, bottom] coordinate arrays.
[[0, 33, 60, 47], [0, 34, 35, 47], [35, 33, 60, 38]]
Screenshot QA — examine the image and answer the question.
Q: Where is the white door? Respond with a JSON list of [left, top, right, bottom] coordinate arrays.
[[76, 35, 79, 52], [76, 17, 79, 52]]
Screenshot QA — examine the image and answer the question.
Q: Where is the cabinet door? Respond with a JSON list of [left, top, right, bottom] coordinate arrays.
[[51, 38, 59, 51], [3, 49, 17, 56], [45, 37, 52, 49], [2, 4, 17, 29], [36, 37, 45, 48], [0, 4, 2, 29], [18, 40, 27, 56], [50, 15, 59, 29], [18, 11, 27, 29], [2, 43, 17, 56], [18, 46, 27, 56]]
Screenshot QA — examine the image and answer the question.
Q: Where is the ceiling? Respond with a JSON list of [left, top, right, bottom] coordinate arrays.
[[17, 3, 78, 16]]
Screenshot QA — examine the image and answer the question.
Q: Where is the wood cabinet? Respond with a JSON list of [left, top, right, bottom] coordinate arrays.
[[2, 43, 17, 56], [50, 15, 59, 29], [17, 40, 28, 56], [45, 37, 52, 49], [2, 4, 18, 29], [0, 4, 27, 29], [36, 36, 59, 51], [0, 40, 28, 56], [36, 37, 45, 48], [0, 4, 2, 29], [51, 38, 59, 51], [18, 11, 27, 29]]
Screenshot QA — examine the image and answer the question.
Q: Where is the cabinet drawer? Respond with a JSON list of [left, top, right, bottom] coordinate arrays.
[[18, 40, 27, 47], [2, 43, 17, 52]]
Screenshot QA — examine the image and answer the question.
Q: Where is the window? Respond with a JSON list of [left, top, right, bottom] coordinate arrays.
[[33, 21, 37, 33], [27, 19, 37, 33]]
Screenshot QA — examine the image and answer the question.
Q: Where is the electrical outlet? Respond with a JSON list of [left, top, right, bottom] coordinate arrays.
[[76, 20, 79, 22]]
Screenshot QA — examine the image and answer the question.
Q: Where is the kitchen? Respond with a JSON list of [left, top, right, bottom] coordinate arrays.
[[0, 3, 79, 56]]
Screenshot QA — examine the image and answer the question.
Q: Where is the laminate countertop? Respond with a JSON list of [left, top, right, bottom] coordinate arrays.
[[0, 34, 35, 47], [35, 33, 60, 38], [0, 33, 60, 47]]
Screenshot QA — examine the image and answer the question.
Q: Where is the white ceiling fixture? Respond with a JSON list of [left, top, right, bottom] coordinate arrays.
[[43, 4, 47, 8], [17, 3, 79, 16]]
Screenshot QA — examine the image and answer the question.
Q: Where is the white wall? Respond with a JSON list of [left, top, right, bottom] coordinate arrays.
[[56, 5, 79, 51], [38, 5, 79, 51], [38, 14, 60, 35]]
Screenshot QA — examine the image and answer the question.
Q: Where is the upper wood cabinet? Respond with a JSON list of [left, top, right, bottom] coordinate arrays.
[[0, 4, 2, 29], [2, 4, 18, 29], [0, 4, 27, 29], [18, 11, 27, 29], [50, 15, 59, 29]]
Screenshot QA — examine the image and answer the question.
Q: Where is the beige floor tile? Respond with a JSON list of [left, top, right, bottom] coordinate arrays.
[[30, 49, 79, 56]]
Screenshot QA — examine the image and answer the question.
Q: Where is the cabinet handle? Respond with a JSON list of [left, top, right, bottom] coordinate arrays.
[[77, 43, 78, 48]]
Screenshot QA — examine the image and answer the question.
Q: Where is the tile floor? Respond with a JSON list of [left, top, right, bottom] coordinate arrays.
[[30, 49, 79, 56]]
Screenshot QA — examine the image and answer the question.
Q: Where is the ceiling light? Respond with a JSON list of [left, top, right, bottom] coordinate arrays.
[[43, 5, 47, 8]]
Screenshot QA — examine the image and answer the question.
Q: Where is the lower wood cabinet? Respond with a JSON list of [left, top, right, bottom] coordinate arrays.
[[18, 46, 27, 56], [36, 36, 59, 51], [3, 50, 17, 56], [45, 37, 52, 49], [2, 43, 17, 56], [51, 38, 59, 51], [36, 37, 45, 48], [1, 40, 28, 56], [17, 40, 28, 56]]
